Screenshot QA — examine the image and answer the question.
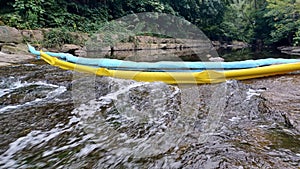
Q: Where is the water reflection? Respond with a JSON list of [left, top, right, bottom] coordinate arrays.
[[218, 47, 297, 61]]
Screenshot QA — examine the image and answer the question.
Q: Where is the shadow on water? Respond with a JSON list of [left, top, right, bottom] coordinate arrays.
[[0, 48, 299, 168], [218, 47, 298, 61]]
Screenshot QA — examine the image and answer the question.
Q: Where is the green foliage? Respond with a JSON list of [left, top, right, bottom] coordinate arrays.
[[221, 0, 255, 42], [265, 0, 300, 45], [293, 28, 300, 46], [163, 0, 226, 39], [252, 1, 273, 44], [42, 28, 81, 48], [6, 0, 45, 29], [0, 0, 299, 46]]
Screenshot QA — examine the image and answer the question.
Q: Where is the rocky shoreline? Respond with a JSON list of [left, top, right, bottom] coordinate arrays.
[[0, 25, 252, 66], [1, 25, 299, 66]]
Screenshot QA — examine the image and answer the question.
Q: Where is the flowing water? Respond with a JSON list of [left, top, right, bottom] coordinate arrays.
[[0, 50, 299, 168]]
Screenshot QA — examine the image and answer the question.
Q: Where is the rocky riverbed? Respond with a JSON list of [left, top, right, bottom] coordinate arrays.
[[0, 61, 299, 168]]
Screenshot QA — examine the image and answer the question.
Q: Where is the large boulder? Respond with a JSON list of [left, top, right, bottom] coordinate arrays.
[[61, 44, 81, 53], [21, 29, 44, 42], [0, 52, 34, 66], [1, 43, 29, 54], [0, 26, 23, 43]]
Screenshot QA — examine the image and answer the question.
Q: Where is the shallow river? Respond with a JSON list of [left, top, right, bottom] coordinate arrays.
[[0, 49, 299, 168]]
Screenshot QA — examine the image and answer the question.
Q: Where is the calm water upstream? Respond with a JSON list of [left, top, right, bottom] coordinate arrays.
[[0, 49, 299, 168]]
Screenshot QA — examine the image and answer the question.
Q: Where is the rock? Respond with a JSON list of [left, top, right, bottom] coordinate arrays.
[[136, 36, 157, 44], [0, 62, 11, 66], [160, 44, 167, 49], [248, 75, 300, 132], [291, 48, 300, 53], [280, 46, 296, 51], [70, 32, 89, 43], [232, 40, 248, 47], [1, 44, 29, 54], [61, 44, 81, 53], [74, 49, 87, 57], [212, 41, 221, 46], [209, 57, 224, 62], [0, 52, 34, 66], [136, 43, 160, 50], [165, 44, 180, 49], [279, 46, 300, 55], [179, 39, 212, 48], [160, 38, 176, 44], [113, 43, 135, 51], [21, 29, 44, 42], [0, 26, 23, 43], [289, 52, 300, 56]]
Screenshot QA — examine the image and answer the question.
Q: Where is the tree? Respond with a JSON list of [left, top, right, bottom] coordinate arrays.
[[220, 0, 256, 42], [264, 0, 300, 45]]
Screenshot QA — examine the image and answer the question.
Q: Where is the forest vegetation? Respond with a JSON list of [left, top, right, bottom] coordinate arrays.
[[0, 0, 299, 47]]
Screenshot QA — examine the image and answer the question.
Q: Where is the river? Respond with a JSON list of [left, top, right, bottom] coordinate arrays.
[[0, 48, 299, 168]]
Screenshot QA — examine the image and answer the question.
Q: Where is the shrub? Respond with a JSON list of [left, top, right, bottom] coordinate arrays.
[[42, 28, 81, 48]]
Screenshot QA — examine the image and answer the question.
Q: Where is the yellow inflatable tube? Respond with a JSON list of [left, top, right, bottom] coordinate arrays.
[[40, 51, 300, 84]]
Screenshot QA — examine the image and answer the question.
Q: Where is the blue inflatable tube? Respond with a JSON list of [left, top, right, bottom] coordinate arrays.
[[28, 44, 300, 70]]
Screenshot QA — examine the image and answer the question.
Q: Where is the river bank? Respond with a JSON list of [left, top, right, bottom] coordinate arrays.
[[4, 24, 300, 67], [0, 25, 252, 65]]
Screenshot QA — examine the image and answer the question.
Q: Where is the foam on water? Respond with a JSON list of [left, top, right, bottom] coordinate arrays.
[[0, 78, 166, 168], [0, 80, 67, 113], [0, 127, 72, 168], [246, 88, 265, 101]]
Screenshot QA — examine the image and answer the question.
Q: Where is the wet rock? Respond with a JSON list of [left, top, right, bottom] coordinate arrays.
[[247, 75, 300, 132], [0, 26, 23, 43]]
